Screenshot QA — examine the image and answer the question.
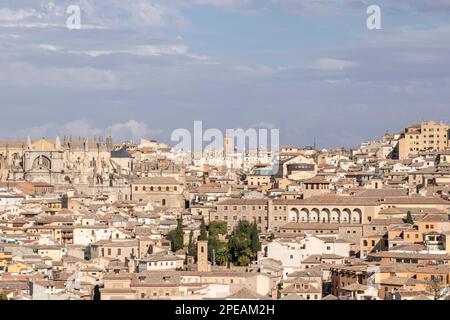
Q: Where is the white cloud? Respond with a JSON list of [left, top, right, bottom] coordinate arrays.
[[15, 119, 162, 143], [79, 44, 189, 57], [0, 8, 42, 22], [32, 42, 215, 63], [0, 63, 119, 89], [315, 58, 360, 72], [32, 44, 64, 52]]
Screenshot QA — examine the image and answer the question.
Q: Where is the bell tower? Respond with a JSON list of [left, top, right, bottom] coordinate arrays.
[[197, 240, 210, 272]]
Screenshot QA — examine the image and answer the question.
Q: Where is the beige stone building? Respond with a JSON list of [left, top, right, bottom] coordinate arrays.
[[214, 199, 269, 232], [131, 176, 184, 208], [398, 121, 450, 160]]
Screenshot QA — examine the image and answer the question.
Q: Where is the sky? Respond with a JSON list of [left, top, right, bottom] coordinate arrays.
[[0, 0, 450, 148]]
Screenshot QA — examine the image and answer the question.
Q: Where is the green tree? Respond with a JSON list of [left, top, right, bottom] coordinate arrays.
[[166, 229, 177, 252], [250, 222, 261, 256], [0, 293, 8, 300], [198, 217, 207, 241], [174, 217, 184, 251], [268, 233, 275, 242], [406, 211, 414, 224], [208, 236, 226, 264], [187, 230, 195, 256], [235, 220, 251, 236], [215, 247, 231, 266], [92, 285, 101, 300], [227, 220, 261, 266], [228, 233, 252, 266], [209, 221, 227, 237], [237, 255, 251, 267]]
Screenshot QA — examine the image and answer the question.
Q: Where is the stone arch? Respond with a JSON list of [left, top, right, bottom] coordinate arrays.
[[289, 208, 299, 222], [299, 209, 309, 222], [330, 208, 340, 224], [319, 208, 330, 223], [341, 208, 351, 223], [32, 155, 51, 170], [351, 208, 362, 224], [309, 208, 319, 223]]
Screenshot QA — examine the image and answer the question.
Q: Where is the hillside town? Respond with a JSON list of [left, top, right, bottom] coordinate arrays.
[[1, 120, 450, 300]]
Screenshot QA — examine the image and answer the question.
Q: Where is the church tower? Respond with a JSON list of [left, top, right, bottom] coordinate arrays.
[[197, 240, 210, 272]]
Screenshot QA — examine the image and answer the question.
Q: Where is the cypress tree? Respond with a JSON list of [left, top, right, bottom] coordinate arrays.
[[198, 217, 207, 241], [187, 230, 195, 256], [406, 211, 414, 224], [250, 222, 261, 256], [92, 285, 101, 300], [174, 217, 184, 251]]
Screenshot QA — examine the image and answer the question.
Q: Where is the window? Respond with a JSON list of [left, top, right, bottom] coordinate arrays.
[[162, 199, 166, 206]]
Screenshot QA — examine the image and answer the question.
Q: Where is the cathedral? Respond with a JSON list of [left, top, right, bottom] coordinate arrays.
[[0, 136, 119, 190]]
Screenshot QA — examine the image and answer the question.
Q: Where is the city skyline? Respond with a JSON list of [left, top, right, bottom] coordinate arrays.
[[0, 119, 447, 152]]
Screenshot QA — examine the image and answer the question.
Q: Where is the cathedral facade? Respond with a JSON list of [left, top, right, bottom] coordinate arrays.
[[0, 136, 115, 188]]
